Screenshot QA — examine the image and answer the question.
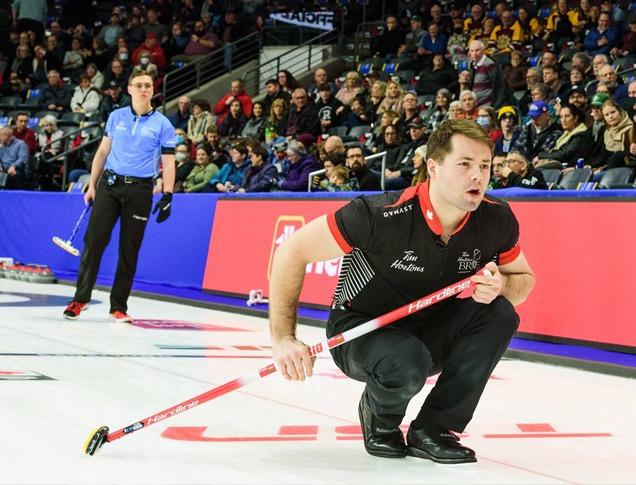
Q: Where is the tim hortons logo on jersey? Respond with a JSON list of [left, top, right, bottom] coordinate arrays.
[[457, 249, 482, 273], [383, 203, 414, 218], [391, 250, 425, 273]]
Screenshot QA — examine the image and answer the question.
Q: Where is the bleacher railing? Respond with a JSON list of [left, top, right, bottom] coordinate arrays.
[[155, 32, 261, 110], [306, 150, 387, 192], [242, 30, 339, 96]]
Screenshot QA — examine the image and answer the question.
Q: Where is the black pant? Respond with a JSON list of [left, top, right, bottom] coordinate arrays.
[[328, 296, 519, 432], [73, 176, 153, 313]]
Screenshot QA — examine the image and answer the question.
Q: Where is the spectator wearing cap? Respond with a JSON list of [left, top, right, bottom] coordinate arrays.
[[214, 79, 253, 127], [398, 15, 425, 57], [468, 39, 506, 108], [499, 150, 548, 189], [415, 53, 459, 96], [277, 140, 319, 192], [262, 79, 291, 115], [584, 12, 618, 56], [131, 33, 166, 72], [285, 88, 320, 138], [535, 103, 592, 169], [494, 106, 520, 154], [307, 68, 337, 103], [566, 85, 591, 125], [512, 100, 562, 160], [371, 15, 405, 59], [97, 80, 131, 123], [584, 93, 609, 168], [142, 8, 169, 45], [168, 96, 191, 131]]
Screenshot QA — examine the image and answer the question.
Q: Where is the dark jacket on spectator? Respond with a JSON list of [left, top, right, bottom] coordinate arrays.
[[262, 90, 291, 114], [285, 104, 321, 137], [512, 120, 562, 160], [351, 164, 381, 191], [40, 82, 73, 109], [537, 123, 592, 167], [219, 113, 247, 139], [415, 63, 459, 96], [240, 162, 278, 192], [506, 164, 548, 189], [280, 153, 320, 191]]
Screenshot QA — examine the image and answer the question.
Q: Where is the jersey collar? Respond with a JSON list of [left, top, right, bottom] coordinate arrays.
[[417, 180, 471, 237], [130, 106, 155, 118]]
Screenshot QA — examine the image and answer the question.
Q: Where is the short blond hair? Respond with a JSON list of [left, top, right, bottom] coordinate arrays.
[[426, 119, 493, 163]]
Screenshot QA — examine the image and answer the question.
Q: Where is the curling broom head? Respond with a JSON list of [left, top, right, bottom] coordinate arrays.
[[52, 236, 80, 257]]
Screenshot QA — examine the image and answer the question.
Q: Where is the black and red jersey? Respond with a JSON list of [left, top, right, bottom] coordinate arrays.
[[326, 181, 521, 319]]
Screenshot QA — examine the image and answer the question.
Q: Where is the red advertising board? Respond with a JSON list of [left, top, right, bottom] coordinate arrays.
[[202, 198, 636, 348], [203, 199, 349, 306]]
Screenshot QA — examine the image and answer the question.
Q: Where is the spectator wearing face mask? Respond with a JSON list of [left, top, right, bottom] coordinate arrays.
[[131, 33, 166, 72], [132, 50, 158, 79]]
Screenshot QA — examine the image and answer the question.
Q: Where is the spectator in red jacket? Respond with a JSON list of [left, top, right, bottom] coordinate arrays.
[[214, 78, 253, 126], [12, 112, 37, 155], [131, 33, 166, 72]]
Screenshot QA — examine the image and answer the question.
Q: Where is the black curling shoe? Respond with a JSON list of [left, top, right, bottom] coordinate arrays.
[[407, 421, 477, 464], [358, 391, 407, 458]]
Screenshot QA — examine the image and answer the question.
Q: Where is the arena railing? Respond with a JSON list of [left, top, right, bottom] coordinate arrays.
[[154, 32, 262, 110], [242, 30, 339, 96]]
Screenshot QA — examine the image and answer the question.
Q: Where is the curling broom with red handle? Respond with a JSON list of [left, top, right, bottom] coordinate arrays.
[[83, 268, 491, 455]]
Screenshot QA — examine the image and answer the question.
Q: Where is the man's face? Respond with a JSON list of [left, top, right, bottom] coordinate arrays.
[[230, 148, 245, 164], [409, 125, 426, 141], [207, 132, 220, 145], [431, 5, 441, 19], [127, 75, 154, 100], [318, 88, 331, 103], [593, 57, 607, 76], [15, 115, 28, 131], [471, 4, 483, 20], [345, 148, 365, 172], [501, 12, 513, 27], [314, 69, 327, 84], [542, 68, 558, 84], [178, 97, 190, 112], [0, 130, 10, 145], [599, 66, 617, 86], [230, 81, 241, 96], [598, 13, 610, 30], [428, 24, 439, 37], [628, 82, 636, 97], [568, 92, 587, 109], [265, 82, 278, 96], [468, 42, 484, 63], [292, 91, 307, 109], [195, 22, 205, 35], [542, 53, 556, 67], [403, 94, 418, 111], [506, 153, 526, 176], [532, 111, 549, 129], [428, 134, 491, 213], [48, 72, 60, 86], [492, 156, 507, 181]]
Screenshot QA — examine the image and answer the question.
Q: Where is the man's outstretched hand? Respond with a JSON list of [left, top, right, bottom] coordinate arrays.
[[152, 192, 172, 223]]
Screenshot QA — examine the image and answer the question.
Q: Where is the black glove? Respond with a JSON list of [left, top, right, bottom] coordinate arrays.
[[152, 192, 172, 223]]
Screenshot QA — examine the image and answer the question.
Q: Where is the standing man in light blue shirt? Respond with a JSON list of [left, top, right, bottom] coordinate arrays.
[[63, 71, 176, 323]]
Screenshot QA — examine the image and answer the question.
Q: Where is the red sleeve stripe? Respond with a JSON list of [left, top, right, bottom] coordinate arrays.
[[499, 243, 521, 265], [327, 212, 353, 253]]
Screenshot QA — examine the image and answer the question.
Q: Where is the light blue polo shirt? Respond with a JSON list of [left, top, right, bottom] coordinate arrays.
[[104, 107, 176, 178]]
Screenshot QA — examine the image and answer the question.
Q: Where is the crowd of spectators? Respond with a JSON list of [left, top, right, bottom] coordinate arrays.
[[2, 0, 636, 192]]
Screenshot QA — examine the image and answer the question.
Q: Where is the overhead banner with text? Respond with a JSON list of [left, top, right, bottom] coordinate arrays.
[[269, 11, 334, 31]]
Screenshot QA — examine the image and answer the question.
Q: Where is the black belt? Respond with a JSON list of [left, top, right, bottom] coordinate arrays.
[[104, 170, 153, 184]]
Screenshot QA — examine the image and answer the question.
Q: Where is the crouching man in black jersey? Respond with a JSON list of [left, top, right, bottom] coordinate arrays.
[[269, 120, 535, 464]]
